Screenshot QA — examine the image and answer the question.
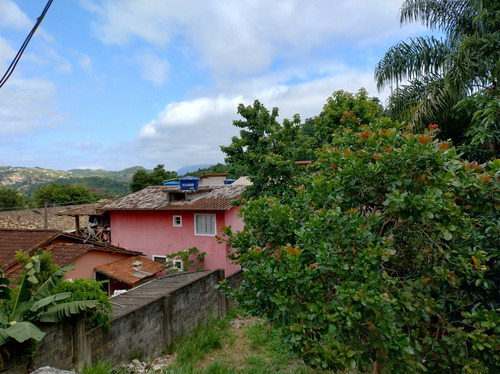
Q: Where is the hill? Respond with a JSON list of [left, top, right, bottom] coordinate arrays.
[[0, 166, 141, 197]]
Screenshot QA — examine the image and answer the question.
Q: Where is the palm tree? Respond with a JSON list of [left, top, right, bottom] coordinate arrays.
[[375, 0, 499, 152]]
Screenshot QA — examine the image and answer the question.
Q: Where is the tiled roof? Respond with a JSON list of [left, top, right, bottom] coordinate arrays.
[[0, 229, 144, 278], [94, 256, 166, 286], [0, 206, 88, 231], [104, 184, 246, 211], [56, 200, 111, 217], [0, 229, 60, 270]]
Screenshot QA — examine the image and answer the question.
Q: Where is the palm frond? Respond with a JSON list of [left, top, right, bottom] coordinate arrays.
[[3, 321, 46, 343], [32, 263, 75, 302], [400, 0, 474, 37], [375, 36, 450, 89], [39, 300, 98, 323]]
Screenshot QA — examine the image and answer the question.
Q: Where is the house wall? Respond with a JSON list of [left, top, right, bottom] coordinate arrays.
[[65, 251, 131, 280], [110, 209, 241, 276]]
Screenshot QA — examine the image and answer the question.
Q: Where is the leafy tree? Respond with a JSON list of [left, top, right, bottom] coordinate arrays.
[[221, 100, 305, 198], [375, 0, 500, 153], [220, 121, 500, 372], [313, 88, 383, 147], [0, 187, 27, 211], [129, 164, 177, 192], [32, 183, 96, 207]]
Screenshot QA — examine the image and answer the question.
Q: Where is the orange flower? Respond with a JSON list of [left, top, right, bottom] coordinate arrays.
[[373, 153, 383, 160], [428, 124, 439, 131], [419, 134, 435, 144], [439, 142, 449, 150]]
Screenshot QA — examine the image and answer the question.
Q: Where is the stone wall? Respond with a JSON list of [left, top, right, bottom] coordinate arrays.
[[1, 269, 240, 373]]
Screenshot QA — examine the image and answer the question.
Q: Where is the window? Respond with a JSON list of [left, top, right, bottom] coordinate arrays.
[[153, 255, 183, 271], [153, 255, 166, 264], [195, 214, 216, 236], [173, 215, 182, 227], [173, 259, 183, 271]]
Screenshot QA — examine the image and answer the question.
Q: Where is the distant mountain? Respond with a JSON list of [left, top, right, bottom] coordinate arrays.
[[0, 166, 143, 197], [177, 164, 213, 176]]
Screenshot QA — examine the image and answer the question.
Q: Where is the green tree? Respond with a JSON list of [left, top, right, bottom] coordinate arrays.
[[221, 100, 305, 198], [220, 121, 500, 372], [375, 0, 500, 154], [0, 187, 27, 211], [32, 183, 96, 207], [129, 164, 177, 192], [313, 88, 383, 147]]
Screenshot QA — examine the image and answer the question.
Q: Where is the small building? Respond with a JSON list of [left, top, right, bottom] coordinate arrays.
[[0, 229, 162, 294], [102, 181, 247, 277]]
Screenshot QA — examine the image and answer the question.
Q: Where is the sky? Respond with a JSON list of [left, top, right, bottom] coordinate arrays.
[[0, 0, 431, 172]]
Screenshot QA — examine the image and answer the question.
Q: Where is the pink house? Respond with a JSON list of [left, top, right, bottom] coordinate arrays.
[[102, 182, 246, 277]]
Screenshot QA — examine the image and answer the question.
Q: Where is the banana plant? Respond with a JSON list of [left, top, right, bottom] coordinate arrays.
[[0, 251, 98, 346]]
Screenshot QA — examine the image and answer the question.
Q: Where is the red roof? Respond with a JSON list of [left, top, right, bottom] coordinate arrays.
[[94, 256, 165, 286], [0, 229, 60, 271], [0, 229, 143, 278]]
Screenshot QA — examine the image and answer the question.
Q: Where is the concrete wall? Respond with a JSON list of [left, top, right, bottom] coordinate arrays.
[[1, 269, 240, 374]]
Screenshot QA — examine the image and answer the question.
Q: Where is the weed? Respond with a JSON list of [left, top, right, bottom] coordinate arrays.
[[80, 357, 124, 374]]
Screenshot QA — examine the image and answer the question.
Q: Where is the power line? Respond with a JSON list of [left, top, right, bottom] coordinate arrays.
[[0, 0, 54, 89]]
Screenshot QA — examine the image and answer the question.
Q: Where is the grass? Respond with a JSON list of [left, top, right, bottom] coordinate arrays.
[[166, 310, 336, 374], [80, 357, 124, 374]]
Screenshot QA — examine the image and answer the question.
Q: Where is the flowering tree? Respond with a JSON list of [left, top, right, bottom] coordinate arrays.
[[220, 120, 500, 372]]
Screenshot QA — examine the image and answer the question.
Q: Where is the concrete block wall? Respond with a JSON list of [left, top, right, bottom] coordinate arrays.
[[1, 269, 239, 374]]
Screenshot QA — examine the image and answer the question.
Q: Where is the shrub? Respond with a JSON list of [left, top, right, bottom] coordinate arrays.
[[220, 121, 500, 372]]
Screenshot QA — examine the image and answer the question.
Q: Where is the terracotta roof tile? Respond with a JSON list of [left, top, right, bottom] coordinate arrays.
[[104, 184, 245, 212], [0, 229, 144, 278], [0, 229, 60, 270], [94, 256, 165, 285]]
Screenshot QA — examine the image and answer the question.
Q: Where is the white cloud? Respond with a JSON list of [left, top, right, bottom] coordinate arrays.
[[0, 0, 32, 30], [86, 0, 428, 80], [79, 54, 93, 73], [135, 51, 170, 85], [133, 66, 391, 170], [0, 78, 62, 135]]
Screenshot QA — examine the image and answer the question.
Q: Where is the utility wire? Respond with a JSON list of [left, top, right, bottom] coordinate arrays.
[[0, 0, 54, 89]]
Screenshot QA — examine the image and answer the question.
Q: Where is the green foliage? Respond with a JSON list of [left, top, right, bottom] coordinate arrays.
[[0, 252, 99, 370], [53, 278, 112, 331], [313, 88, 383, 147], [221, 100, 305, 198], [165, 247, 206, 273], [32, 182, 97, 207], [0, 187, 27, 211], [375, 0, 500, 153], [172, 318, 225, 366], [220, 120, 500, 372], [129, 164, 178, 192], [80, 357, 123, 374], [14, 249, 60, 286]]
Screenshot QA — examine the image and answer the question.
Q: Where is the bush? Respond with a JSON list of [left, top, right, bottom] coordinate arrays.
[[54, 278, 112, 331], [220, 121, 500, 372]]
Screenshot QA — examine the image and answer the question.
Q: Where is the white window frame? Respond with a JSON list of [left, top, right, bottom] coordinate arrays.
[[173, 215, 182, 227], [173, 259, 183, 271], [152, 255, 167, 264], [194, 214, 217, 236]]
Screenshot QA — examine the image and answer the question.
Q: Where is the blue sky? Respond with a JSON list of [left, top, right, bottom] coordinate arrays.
[[0, 0, 430, 172]]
